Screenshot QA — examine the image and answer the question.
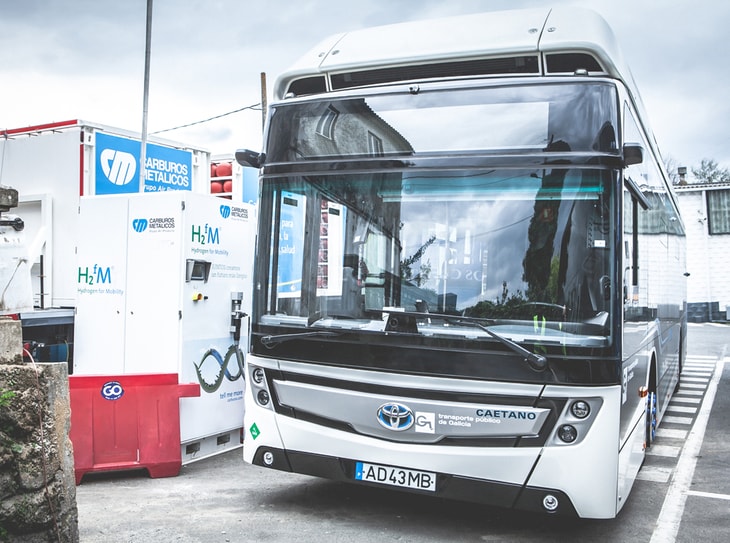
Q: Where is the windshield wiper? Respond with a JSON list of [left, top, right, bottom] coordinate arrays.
[[448, 318, 548, 372], [381, 310, 548, 373], [260, 330, 342, 348]]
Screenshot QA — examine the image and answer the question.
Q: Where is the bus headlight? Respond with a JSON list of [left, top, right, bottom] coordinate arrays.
[[570, 400, 590, 419], [257, 389, 271, 406], [557, 424, 578, 443], [252, 367, 265, 385]]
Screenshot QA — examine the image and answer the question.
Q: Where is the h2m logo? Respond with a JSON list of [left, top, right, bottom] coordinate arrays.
[[191, 224, 220, 246], [78, 264, 112, 286]]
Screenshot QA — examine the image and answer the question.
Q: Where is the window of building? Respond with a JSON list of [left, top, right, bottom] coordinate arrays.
[[367, 131, 383, 156], [316, 106, 339, 139], [707, 189, 730, 234]]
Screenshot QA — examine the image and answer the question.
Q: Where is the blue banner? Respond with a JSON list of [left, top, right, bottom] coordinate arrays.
[[95, 132, 193, 195], [276, 191, 305, 298]]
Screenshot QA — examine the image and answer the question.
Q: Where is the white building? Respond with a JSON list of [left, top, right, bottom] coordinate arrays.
[[675, 182, 730, 321]]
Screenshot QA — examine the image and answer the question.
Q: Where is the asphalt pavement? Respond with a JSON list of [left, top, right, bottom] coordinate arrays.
[[674, 344, 730, 542]]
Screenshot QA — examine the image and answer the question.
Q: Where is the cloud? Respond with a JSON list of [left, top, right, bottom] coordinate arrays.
[[1, 0, 728, 168]]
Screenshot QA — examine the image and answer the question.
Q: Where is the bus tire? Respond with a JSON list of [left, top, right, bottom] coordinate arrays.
[[675, 335, 683, 393], [645, 387, 658, 448]]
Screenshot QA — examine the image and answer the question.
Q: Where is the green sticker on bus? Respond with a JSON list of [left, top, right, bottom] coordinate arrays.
[[250, 423, 260, 440]]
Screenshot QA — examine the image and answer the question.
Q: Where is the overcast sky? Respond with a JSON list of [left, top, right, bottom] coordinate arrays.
[[1, 0, 728, 173]]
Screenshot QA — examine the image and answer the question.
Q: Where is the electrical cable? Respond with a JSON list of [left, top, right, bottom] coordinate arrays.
[[150, 103, 262, 135]]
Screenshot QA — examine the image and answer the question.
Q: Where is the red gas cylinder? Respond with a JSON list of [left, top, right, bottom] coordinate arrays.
[[216, 162, 232, 177]]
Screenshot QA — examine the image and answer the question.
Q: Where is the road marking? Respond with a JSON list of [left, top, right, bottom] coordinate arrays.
[[678, 383, 707, 390], [650, 357, 725, 543], [665, 405, 696, 414], [686, 490, 730, 501], [680, 372, 712, 378], [656, 428, 688, 440], [672, 397, 701, 405], [675, 390, 703, 396], [661, 415, 693, 425], [637, 465, 673, 483], [646, 445, 681, 458], [680, 377, 709, 384]]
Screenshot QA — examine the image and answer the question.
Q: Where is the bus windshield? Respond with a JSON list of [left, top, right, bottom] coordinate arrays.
[[257, 166, 615, 347], [256, 81, 619, 349], [266, 81, 618, 159]]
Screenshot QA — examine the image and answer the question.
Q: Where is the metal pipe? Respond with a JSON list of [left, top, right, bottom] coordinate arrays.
[[140, 0, 154, 192]]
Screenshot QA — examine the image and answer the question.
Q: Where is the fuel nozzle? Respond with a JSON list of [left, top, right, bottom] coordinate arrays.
[[230, 292, 247, 342]]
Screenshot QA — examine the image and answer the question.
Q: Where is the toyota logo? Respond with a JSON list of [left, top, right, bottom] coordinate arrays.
[[376, 403, 414, 431]]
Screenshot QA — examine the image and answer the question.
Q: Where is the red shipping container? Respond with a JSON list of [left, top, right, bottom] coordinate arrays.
[[69, 373, 200, 484]]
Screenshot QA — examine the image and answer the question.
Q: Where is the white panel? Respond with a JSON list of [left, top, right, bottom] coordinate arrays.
[[528, 387, 622, 519], [73, 196, 130, 374], [124, 192, 184, 374], [1, 129, 82, 306], [0, 221, 33, 313]]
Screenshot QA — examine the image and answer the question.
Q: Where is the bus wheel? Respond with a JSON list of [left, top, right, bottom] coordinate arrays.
[[675, 337, 683, 393], [645, 390, 658, 447]]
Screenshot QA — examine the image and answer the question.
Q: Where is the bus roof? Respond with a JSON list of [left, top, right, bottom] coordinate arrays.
[[274, 7, 637, 101]]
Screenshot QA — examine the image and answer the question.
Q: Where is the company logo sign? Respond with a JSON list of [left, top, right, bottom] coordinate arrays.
[[376, 403, 414, 431], [95, 132, 193, 195], [194, 345, 245, 394], [415, 412, 435, 434], [78, 264, 112, 286], [100, 148, 137, 186], [101, 381, 124, 401], [191, 223, 219, 245], [219, 204, 249, 221], [131, 217, 176, 233], [132, 218, 148, 232]]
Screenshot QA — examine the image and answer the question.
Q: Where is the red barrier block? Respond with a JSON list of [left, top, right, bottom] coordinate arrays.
[[69, 373, 200, 484]]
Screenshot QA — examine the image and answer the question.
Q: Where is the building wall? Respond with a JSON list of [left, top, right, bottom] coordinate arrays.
[[675, 185, 730, 321]]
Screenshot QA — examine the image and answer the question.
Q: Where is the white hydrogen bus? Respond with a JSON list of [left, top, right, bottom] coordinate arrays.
[[236, 7, 686, 518]]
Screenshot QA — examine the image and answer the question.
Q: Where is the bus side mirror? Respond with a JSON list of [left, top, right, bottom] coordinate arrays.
[[235, 149, 265, 168], [623, 144, 643, 167]]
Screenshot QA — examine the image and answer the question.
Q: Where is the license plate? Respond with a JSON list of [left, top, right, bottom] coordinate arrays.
[[354, 461, 436, 492]]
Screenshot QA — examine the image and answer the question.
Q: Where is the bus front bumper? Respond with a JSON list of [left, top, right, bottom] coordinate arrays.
[[249, 445, 580, 517]]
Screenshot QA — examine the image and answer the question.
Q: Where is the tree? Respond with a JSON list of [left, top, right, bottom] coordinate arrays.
[[663, 155, 681, 185], [692, 159, 730, 184]]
